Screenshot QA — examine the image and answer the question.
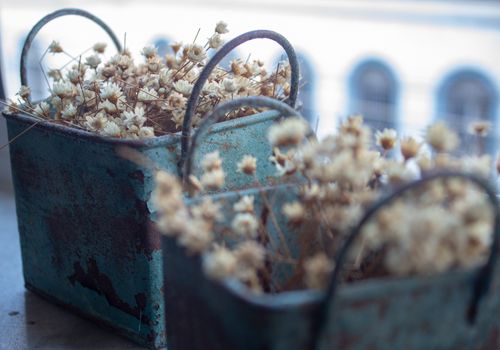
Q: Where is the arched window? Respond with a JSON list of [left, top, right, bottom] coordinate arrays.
[[437, 69, 497, 153], [349, 59, 398, 131]]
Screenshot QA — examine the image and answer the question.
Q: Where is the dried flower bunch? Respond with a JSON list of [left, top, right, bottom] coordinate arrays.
[[8, 22, 293, 138], [155, 116, 498, 294]]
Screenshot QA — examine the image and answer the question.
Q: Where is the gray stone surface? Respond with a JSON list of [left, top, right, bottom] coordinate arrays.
[[0, 193, 146, 350]]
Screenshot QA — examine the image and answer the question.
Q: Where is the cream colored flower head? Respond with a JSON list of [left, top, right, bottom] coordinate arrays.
[[282, 201, 305, 224], [208, 33, 224, 49], [231, 213, 259, 238], [268, 117, 309, 147], [215, 21, 229, 34], [400, 136, 421, 161], [202, 151, 222, 172], [468, 121, 491, 137], [237, 155, 257, 175], [375, 128, 397, 151], [141, 45, 158, 59], [426, 122, 459, 153], [187, 44, 207, 63], [233, 195, 255, 213], [201, 168, 225, 190], [304, 253, 334, 289], [173, 80, 193, 96], [48, 40, 63, 53], [203, 246, 237, 280], [93, 42, 107, 54]]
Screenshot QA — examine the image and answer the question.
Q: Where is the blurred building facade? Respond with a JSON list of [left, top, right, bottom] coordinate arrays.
[[1, 1, 499, 185]]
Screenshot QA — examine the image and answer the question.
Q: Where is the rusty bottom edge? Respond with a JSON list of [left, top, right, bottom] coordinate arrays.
[[25, 283, 166, 350]]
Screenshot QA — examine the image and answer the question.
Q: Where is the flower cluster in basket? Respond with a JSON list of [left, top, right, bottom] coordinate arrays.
[[154, 116, 500, 293], [8, 22, 292, 138]]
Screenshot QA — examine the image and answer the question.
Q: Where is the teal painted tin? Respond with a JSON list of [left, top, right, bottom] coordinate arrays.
[[161, 172, 500, 350], [5, 8, 303, 349]]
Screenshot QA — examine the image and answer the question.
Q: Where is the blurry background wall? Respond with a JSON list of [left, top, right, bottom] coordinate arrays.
[[0, 0, 499, 193]]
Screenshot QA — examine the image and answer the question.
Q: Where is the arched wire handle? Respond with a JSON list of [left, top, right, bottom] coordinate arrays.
[[20, 8, 122, 89], [312, 171, 500, 350], [183, 96, 307, 193], [179, 29, 300, 175]]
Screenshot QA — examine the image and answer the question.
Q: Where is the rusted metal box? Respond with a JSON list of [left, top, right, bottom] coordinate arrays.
[[5, 9, 302, 349], [161, 173, 500, 350]]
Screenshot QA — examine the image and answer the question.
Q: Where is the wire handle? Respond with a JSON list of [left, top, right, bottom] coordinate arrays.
[[182, 96, 306, 192], [20, 8, 122, 89], [179, 29, 300, 175], [313, 171, 500, 349]]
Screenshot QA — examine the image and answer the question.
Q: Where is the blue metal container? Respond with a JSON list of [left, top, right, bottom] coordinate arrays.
[[5, 8, 303, 349], [161, 172, 500, 350]]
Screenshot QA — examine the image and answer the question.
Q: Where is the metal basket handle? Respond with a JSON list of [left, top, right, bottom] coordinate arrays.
[[313, 171, 500, 349], [182, 95, 305, 190], [179, 29, 300, 174], [20, 8, 122, 89]]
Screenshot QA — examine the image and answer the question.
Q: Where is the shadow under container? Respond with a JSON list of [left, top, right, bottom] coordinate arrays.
[[161, 173, 500, 350]]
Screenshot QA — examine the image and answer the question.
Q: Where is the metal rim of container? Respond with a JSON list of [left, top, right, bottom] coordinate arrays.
[[178, 29, 300, 176]]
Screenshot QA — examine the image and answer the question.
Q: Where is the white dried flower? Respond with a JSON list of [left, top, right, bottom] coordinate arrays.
[[178, 220, 213, 253], [231, 213, 259, 238], [426, 122, 459, 153], [166, 92, 187, 110], [17, 85, 31, 100], [222, 78, 238, 94], [93, 42, 107, 53], [100, 83, 123, 103], [187, 44, 207, 62], [237, 155, 257, 175], [101, 120, 122, 137], [468, 121, 491, 137], [282, 201, 305, 224], [233, 195, 254, 213], [48, 69, 63, 81], [48, 40, 63, 53], [141, 45, 158, 59], [400, 136, 421, 161], [375, 128, 397, 151], [202, 151, 222, 172], [99, 100, 118, 114], [138, 127, 155, 138], [203, 246, 237, 280], [86, 54, 101, 69], [304, 253, 334, 289], [122, 106, 146, 128], [234, 241, 265, 270], [268, 117, 308, 147], [215, 21, 229, 34], [201, 169, 225, 190], [53, 81, 76, 98], [34, 102, 50, 118], [84, 113, 108, 131], [191, 198, 224, 223], [137, 88, 158, 102], [61, 103, 77, 119], [173, 80, 193, 96], [208, 33, 224, 49]]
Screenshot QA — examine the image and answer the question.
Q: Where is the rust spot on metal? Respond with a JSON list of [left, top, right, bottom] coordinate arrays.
[[68, 257, 151, 325]]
